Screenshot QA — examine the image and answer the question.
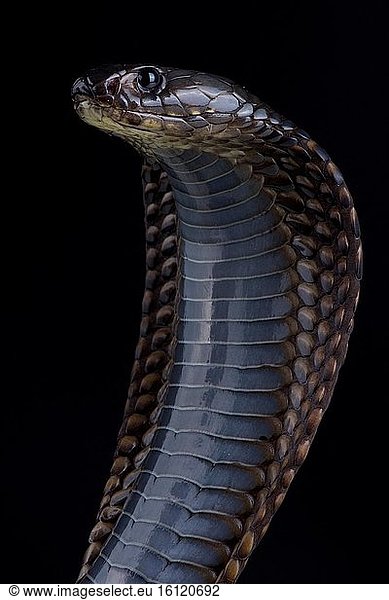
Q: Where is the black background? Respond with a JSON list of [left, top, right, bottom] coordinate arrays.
[[2, 2, 387, 584]]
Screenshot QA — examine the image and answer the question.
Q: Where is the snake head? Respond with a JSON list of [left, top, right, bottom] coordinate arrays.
[[72, 64, 265, 158]]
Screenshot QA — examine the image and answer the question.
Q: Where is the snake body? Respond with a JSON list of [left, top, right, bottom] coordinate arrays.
[[72, 65, 362, 583]]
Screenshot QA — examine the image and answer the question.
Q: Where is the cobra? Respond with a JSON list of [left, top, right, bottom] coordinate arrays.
[[72, 64, 362, 583]]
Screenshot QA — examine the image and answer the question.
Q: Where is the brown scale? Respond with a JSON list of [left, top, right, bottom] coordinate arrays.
[[217, 133, 361, 583], [77, 162, 179, 581]]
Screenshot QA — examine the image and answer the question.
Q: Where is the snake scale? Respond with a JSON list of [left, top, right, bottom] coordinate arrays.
[[71, 64, 362, 584]]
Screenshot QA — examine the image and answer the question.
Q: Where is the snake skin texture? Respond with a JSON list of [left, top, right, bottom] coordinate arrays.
[[72, 65, 362, 583]]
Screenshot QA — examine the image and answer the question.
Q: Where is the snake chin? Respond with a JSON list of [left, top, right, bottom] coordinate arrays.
[[75, 100, 142, 145]]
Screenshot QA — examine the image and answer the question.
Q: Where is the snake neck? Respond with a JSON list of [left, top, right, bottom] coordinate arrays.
[[158, 146, 286, 285], [150, 147, 295, 413], [157, 145, 282, 237]]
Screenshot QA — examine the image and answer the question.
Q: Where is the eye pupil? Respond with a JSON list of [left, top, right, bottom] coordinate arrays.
[[138, 67, 162, 92]]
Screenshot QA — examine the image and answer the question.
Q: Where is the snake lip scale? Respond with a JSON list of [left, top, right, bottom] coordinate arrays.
[[72, 64, 362, 584]]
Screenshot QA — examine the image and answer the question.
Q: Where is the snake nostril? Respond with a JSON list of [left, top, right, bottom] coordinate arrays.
[[71, 77, 93, 101]]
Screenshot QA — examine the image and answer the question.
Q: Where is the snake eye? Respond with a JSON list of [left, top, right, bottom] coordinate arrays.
[[137, 67, 163, 94]]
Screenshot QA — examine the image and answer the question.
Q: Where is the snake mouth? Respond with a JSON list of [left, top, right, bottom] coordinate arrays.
[[73, 97, 91, 112], [73, 97, 102, 122], [73, 98, 200, 146], [73, 98, 171, 150]]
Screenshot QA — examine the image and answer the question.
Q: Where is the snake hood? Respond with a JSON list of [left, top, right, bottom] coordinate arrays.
[[72, 64, 274, 157]]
